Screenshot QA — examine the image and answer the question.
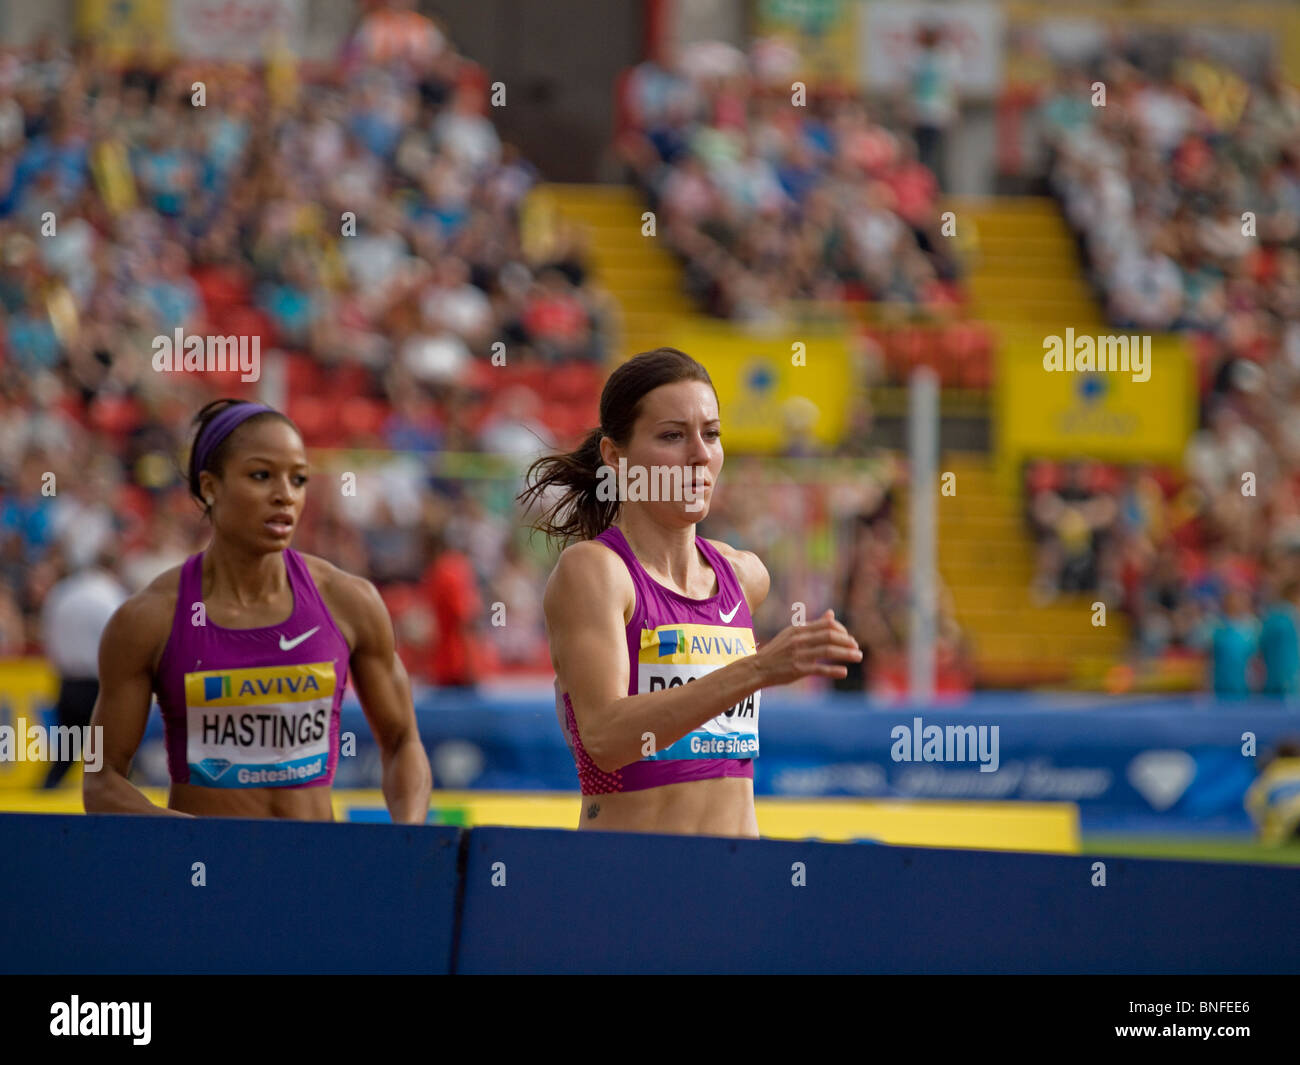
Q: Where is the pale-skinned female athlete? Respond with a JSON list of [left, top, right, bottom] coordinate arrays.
[[520, 347, 861, 837]]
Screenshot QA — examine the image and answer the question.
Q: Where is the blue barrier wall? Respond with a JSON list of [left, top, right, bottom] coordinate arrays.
[[0, 814, 461, 974], [3, 814, 1297, 974], [456, 827, 1300, 974], [100, 690, 1300, 833]]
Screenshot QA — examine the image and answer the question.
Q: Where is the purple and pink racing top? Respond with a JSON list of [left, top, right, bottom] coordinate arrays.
[[555, 524, 760, 795], [154, 549, 350, 789]]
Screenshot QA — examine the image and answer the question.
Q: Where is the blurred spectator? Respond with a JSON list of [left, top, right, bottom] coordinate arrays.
[[906, 22, 961, 191], [1259, 579, 1300, 696], [39, 545, 127, 787], [0, 577, 24, 654], [1029, 461, 1118, 600], [486, 538, 547, 669], [1245, 738, 1300, 845], [1206, 583, 1260, 697], [421, 523, 482, 688], [363, 498, 425, 584]]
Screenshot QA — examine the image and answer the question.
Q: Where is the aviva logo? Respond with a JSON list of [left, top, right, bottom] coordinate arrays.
[[657, 628, 687, 658], [186, 662, 336, 707], [642, 623, 754, 665]]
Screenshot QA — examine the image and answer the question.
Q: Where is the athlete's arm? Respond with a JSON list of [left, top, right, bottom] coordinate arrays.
[[83, 592, 193, 817], [337, 573, 432, 825], [546, 541, 764, 773]]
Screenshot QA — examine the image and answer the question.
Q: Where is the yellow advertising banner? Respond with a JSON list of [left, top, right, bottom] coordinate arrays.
[[995, 329, 1197, 480], [753, 0, 861, 89], [76, 0, 170, 62], [0, 658, 59, 790], [0, 788, 1079, 853], [664, 320, 854, 454]]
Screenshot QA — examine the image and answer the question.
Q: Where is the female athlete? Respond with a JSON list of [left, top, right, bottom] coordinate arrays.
[[84, 399, 432, 820], [519, 347, 862, 837]]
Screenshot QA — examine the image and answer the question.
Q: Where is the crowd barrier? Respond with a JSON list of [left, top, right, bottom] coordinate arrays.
[[3, 813, 1296, 974], [5, 669, 1299, 833], [196, 691, 1300, 832], [1, 813, 460, 974]]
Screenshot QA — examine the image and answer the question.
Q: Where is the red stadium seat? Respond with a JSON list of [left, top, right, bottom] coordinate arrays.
[[462, 358, 497, 394], [288, 395, 332, 446], [89, 394, 143, 437], [284, 352, 324, 396], [961, 348, 992, 389], [1151, 467, 1182, 497], [339, 396, 387, 437], [1025, 460, 1061, 495]]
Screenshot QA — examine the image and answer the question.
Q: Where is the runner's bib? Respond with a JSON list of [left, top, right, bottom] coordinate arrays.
[[183, 663, 335, 787], [636, 623, 760, 759]]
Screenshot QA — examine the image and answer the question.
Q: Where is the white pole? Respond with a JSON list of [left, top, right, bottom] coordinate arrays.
[[259, 347, 287, 411], [908, 367, 938, 702]]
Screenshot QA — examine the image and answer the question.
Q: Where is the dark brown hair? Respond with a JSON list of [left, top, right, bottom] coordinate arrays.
[[186, 398, 299, 521], [516, 347, 716, 547]]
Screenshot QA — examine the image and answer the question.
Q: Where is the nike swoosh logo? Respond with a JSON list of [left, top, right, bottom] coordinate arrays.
[[720, 602, 741, 623], [279, 626, 320, 651]]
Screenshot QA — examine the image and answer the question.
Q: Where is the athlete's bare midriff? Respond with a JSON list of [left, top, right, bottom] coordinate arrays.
[[167, 779, 335, 820], [578, 776, 759, 837]]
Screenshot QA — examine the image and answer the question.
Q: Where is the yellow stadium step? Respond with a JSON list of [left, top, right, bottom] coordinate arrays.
[[531, 183, 695, 363], [969, 276, 1095, 302], [895, 443, 1132, 682], [593, 263, 683, 286], [946, 196, 1066, 215], [615, 291, 696, 313], [966, 630, 1128, 657], [544, 182, 643, 204], [968, 235, 1075, 259]]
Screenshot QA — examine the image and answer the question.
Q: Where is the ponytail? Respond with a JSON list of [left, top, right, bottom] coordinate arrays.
[[517, 426, 617, 548]]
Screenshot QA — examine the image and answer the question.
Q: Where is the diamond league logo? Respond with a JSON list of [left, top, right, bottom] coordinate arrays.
[[1126, 750, 1196, 811], [198, 757, 233, 782]]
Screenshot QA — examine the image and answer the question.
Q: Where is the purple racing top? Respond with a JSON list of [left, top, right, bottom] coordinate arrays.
[[154, 549, 350, 789], [555, 524, 760, 795]]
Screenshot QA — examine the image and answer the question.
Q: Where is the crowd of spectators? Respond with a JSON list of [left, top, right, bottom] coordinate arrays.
[[614, 41, 964, 324], [0, 12, 620, 684], [0, 21, 937, 695], [1022, 32, 1300, 690], [1025, 453, 1300, 696]]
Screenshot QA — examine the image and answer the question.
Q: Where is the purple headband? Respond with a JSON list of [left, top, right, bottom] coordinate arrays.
[[194, 403, 276, 475]]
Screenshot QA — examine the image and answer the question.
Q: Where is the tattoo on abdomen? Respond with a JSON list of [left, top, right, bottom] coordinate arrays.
[[587, 802, 600, 820]]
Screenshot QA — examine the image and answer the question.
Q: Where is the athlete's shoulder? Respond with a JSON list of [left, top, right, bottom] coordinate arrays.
[[298, 551, 384, 651], [298, 550, 348, 588], [126, 560, 187, 620], [556, 535, 626, 569], [544, 537, 634, 613], [299, 551, 383, 613], [103, 567, 180, 662], [703, 538, 769, 611]]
